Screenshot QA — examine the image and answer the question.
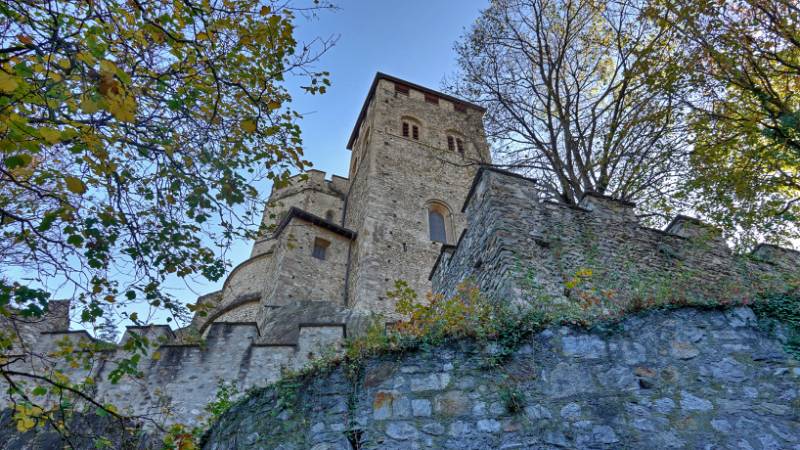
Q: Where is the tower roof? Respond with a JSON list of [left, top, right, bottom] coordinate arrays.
[[346, 72, 486, 150]]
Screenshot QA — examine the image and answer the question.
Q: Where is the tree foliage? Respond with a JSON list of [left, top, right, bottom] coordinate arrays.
[[1, 0, 332, 321], [647, 0, 800, 246], [448, 0, 688, 215], [0, 0, 333, 438]]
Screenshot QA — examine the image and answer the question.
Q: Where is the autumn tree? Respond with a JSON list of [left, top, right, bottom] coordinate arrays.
[[647, 0, 800, 246], [448, 0, 688, 216], [0, 0, 333, 439]]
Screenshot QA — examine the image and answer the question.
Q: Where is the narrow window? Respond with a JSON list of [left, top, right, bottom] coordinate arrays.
[[412, 125, 419, 140], [425, 93, 439, 104], [312, 237, 330, 260], [428, 210, 447, 243], [402, 122, 409, 138], [325, 210, 335, 222], [395, 83, 409, 95], [456, 138, 464, 154], [447, 135, 455, 151]]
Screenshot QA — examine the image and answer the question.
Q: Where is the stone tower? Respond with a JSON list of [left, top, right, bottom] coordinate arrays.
[[185, 72, 491, 337], [343, 73, 491, 318]]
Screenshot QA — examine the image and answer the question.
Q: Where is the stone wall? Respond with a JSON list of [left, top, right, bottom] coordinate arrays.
[[202, 306, 800, 450], [1, 319, 347, 427], [258, 215, 351, 313], [432, 168, 800, 307]]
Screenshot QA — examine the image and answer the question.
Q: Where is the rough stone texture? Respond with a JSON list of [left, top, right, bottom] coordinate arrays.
[[432, 168, 800, 306], [0, 321, 345, 428], [202, 307, 800, 450]]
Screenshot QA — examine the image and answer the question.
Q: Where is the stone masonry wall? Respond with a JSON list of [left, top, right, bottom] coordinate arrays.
[[1, 320, 346, 428], [258, 217, 350, 310], [202, 306, 800, 450], [432, 169, 800, 307]]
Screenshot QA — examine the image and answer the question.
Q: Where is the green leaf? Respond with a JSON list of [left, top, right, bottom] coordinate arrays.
[[64, 176, 86, 194]]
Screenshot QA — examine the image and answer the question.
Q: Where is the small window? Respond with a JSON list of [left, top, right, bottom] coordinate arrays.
[[412, 125, 419, 140], [447, 136, 455, 151], [424, 93, 439, 105], [402, 122, 409, 138], [456, 138, 464, 154], [325, 210, 335, 222], [428, 210, 447, 243], [395, 83, 410, 95], [312, 237, 330, 260], [454, 103, 467, 113]]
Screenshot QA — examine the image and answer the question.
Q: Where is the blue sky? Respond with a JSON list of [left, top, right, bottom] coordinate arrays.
[[161, 0, 491, 316]]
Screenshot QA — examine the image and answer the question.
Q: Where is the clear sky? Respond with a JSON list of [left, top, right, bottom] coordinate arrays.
[[162, 0, 491, 313]]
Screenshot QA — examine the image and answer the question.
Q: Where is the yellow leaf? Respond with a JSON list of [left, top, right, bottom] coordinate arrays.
[[107, 94, 136, 122], [267, 100, 281, 110], [64, 176, 86, 194], [260, 5, 271, 16], [152, 351, 161, 361], [241, 119, 257, 133], [80, 97, 99, 114], [0, 72, 18, 93], [100, 60, 118, 74], [16, 416, 35, 432], [39, 128, 61, 144], [58, 58, 71, 70]]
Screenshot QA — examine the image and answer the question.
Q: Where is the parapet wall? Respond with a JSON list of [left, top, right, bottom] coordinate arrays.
[[432, 168, 800, 306], [1, 317, 347, 427]]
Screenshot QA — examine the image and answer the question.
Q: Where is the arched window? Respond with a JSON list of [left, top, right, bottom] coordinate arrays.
[[429, 210, 446, 243], [401, 117, 421, 141], [427, 201, 452, 244]]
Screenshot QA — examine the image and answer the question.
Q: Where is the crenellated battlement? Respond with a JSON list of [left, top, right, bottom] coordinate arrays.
[[270, 169, 350, 200], [3, 314, 346, 427], [432, 167, 799, 306]]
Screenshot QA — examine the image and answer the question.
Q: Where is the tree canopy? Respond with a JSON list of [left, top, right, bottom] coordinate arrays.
[[648, 0, 800, 246], [448, 0, 689, 216], [1, 0, 332, 324]]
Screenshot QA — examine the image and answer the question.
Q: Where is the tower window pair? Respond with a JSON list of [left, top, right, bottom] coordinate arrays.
[[402, 121, 419, 140], [447, 135, 465, 154]]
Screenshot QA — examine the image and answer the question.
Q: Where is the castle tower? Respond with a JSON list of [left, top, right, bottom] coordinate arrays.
[[343, 73, 491, 318], [188, 73, 491, 336]]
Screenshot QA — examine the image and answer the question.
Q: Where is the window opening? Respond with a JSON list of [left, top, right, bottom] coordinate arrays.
[[312, 238, 330, 260], [428, 210, 447, 243]]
